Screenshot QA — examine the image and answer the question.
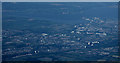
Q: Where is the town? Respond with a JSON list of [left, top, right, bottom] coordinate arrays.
[[2, 17, 119, 61]]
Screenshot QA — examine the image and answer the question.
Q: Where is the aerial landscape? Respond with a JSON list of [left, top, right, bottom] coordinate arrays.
[[2, 2, 119, 61]]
